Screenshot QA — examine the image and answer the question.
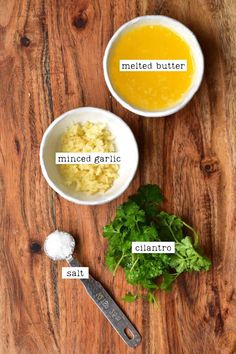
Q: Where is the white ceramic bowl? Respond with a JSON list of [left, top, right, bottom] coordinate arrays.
[[103, 15, 204, 118], [40, 107, 139, 205]]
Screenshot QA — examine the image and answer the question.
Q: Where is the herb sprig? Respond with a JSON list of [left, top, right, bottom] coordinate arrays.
[[103, 185, 211, 303]]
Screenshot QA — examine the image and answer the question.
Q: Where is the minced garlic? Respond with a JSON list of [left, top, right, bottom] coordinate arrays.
[[59, 121, 119, 194]]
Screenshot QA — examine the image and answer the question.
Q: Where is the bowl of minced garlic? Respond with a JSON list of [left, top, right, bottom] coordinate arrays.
[[40, 107, 139, 205]]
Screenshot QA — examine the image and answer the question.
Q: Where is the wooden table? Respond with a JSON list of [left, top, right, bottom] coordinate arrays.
[[1, 1, 236, 353]]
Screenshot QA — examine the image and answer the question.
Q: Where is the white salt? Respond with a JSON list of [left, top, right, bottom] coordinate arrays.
[[44, 230, 75, 260]]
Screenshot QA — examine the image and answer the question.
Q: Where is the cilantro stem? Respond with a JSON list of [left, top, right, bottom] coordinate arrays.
[[163, 220, 178, 242], [148, 291, 158, 305], [130, 256, 139, 272], [113, 253, 127, 276], [183, 222, 199, 246], [136, 223, 141, 232]]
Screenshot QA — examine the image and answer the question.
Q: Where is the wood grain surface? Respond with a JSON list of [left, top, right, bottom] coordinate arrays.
[[0, 1, 236, 353]]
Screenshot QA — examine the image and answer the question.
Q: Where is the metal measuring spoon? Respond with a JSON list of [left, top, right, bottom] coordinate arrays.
[[44, 231, 141, 348]]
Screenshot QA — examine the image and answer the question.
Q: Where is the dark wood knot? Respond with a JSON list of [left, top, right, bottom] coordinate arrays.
[[73, 12, 88, 29], [20, 36, 31, 47], [30, 242, 41, 253], [200, 157, 219, 175], [15, 138, 20, 153]]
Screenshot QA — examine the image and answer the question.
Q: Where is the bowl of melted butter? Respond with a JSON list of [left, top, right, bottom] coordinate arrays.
[[103, 15, 204, 117]]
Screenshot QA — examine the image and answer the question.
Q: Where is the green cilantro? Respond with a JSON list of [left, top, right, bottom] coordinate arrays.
[[103, 185, 211, 303], [130, 184, 163, 219], [122, 292, 138, 303], [170, 237, 212, 273]]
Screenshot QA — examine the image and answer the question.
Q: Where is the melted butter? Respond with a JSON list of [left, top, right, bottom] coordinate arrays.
[[108, 24, 195, 111]]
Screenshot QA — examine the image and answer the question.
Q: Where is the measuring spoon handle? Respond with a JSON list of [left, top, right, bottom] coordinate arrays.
[[67, 257, 141, 348]]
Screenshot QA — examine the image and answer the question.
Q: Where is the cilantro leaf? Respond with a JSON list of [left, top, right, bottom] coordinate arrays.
[[130, 184, 163, 219], [170, 237, 211, 273], [160, 273, 178, 291], [157, 212, 184, 241], [122, 292, 138, 303]]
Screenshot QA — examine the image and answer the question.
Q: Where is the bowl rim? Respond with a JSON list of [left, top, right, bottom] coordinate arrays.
[[103, 15, 204, 118], [40, 107, 139, 205]]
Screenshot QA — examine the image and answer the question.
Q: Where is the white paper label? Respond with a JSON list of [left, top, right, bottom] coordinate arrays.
[[132, 242, 175, 253], [62, 267, 89, 279], [55, 152, 122, 165], [120, 60, 187, 71]]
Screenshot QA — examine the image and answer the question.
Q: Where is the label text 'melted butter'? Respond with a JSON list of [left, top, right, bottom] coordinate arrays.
[[120, 60, 187, 72]]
